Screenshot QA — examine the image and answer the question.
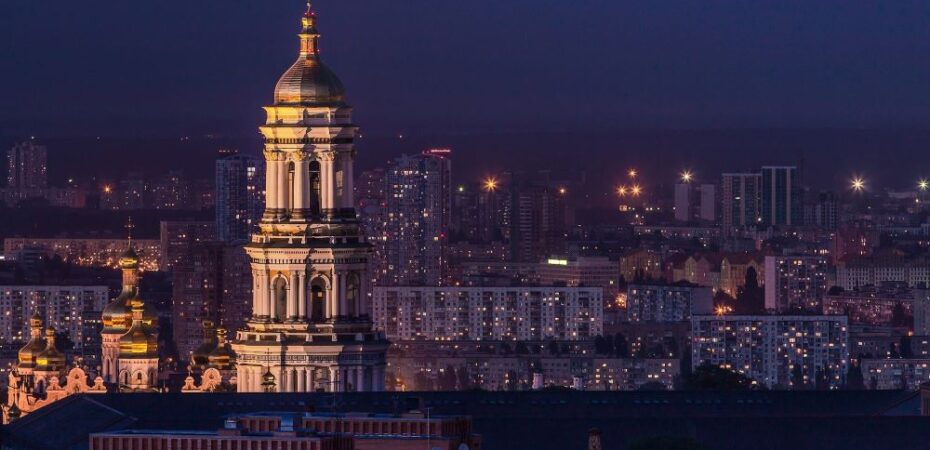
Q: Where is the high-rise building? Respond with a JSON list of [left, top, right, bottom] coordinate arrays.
[[0, 285, 109, 353], [151, 170, 190, 210], [7, 140, 48, 190], [805, 190, 838, 230], [172, 241, 224, 360], [158, 220, 216, 271], [721, 172, 761, 233], [674, 183, 716, 223], [231, 3, 388, 393], [760, 166, 801, 227], [374, 149, 452, 286], [216, 154, 265, 243], [509, 174, 568, 263]]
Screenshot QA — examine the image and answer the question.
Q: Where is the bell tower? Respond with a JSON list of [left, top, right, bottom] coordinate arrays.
[[232, 0, 389, 393]]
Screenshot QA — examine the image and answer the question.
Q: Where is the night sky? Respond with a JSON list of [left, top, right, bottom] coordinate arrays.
[[4, 0, 930, 189]]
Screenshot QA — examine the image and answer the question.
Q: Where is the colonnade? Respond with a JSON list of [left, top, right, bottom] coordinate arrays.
[[263, 150, 355, 221], [237, 365, 386, 392], [252, 270, 366, 322]]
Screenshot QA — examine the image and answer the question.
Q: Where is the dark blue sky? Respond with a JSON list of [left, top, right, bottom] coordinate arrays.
[[5, 0, 930, 135], [3, 1, 930, 190]]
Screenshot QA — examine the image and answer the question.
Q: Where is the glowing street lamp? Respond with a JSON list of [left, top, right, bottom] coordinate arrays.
[[483, 177, 499, 192], [680, 170, 693, 183], [919, 179, 929, 191], [631, 184, 643, 197], [628, 169, 638, 179], [558, 187, 567, 195], [616, 185, 628, 197], [850, 177, 865, 193]]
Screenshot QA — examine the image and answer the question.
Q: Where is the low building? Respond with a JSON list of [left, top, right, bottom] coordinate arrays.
[[537, 256, 619, 300], [823, 283, 915, 327], [90, 411, 480, 450], [692, 314, 849, 389], [372, 286, 603, 342], [861, 358, 930, 390]]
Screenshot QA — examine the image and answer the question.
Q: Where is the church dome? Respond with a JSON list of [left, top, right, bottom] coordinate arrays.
[[35, 327, 66, 373], [272, 3, 346, 106], [119, 301, 159, 359], [192, 320, 218, 368], [207, 328, 236, 371], [118, 247, 140, 270], [17, 314, 46, 369]]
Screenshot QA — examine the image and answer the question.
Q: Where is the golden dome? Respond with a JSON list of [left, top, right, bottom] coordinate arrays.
[[102, 298, 132, 332], [118, 247, 140, 270], [207, 328, 236, 371], [272, 3, 346, 106], [35, 327, 66, 373], [119, 302, 159, 359], [192, 320, 218, 368], [17, 314, 46, 369]]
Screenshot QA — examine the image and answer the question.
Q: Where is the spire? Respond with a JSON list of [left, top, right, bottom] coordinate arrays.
[[125, 216, 135, 248], [299, 0, 320, 59]]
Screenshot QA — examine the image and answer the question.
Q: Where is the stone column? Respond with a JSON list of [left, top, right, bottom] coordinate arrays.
[[329, 367, 340, 392], [297, 271, 306, 320], [268, 277, 277, 321], [341, 151, 355, 209], [331, 272, 342, 318], [338, 273, 348, 319], [277, 160, 289, 217], [319, 151, 336, 218], [287, 272, 298, 320], [292, 157, 308, 220], [263, 151, 279, 220], [356, 367, 365, 393]]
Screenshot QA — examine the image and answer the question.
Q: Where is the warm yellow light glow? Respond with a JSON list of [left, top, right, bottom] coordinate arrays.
[[851, 177, 865, 192], [616, 185, 628, 196], [631, 184, 643, 196], [483, 177, 499, 192], [628, 169, 638, 178], [680, 170, 693, 183], [103, 185, 112, 194], [919, 179, 928, 191], [558, 187, 567, 195]]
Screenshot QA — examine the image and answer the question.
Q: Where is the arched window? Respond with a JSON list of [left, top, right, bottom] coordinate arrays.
[[346, 273, 360, 317], [310, 277, 327, 322], [274, 277, 288, 322], [308, 160, 321, 218]]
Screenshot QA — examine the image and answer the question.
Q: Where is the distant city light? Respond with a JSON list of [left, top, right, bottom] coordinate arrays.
[[616, 185, 628, 196], [483, 177, 499, 192], [680, 170, 693, 183], [558, 187, 567, 195], [631, 184, 643, 196], [919, 179, 928, 191], [103, 185, 112, 194], [850, 177, 865, 192], [628, 169, 638, 178]]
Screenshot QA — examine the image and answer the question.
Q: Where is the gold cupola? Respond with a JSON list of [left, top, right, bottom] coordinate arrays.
[[191, 320, 218, 369], [16, 314, 46, 370], [118, 299, 159, 359], [207, 327, 236, 371], [35, 327, 66, 374], [272, 0, 346, 106]]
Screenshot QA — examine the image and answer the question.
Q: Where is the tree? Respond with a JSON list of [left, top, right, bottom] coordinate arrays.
[[682, 363, 757, 391], [594, 335, 610, 355], [734, 267, 765, 314], [845, 360, 865, 390], [892, 303, 912, 329], [613, 333, 630, 358], [547, 340, 560, 356], [900, 335, 914, 359]]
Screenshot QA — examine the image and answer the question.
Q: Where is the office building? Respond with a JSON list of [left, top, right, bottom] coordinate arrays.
[[7, 140, 47, 190], [216, 154, 265, 243], [674, 183, 715, 222], [721, 172, 761, 233], [537, 256, 619, 300], [760, 166, 801, 227], [0, 285, 109, 352]]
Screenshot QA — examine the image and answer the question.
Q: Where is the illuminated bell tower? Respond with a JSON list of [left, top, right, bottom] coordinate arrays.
[[232, 1, 389, 393]]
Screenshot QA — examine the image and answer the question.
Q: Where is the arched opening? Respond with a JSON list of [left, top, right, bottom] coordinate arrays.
[[346, 273, 360, 317], [273, 277, 288, 322], [287, 162, 296, 216], [310, 277, 327, 322], [308, 160, 321, 218], [121, 371, 129, 386]]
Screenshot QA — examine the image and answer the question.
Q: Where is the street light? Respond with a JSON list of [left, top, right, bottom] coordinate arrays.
[[680, 170, 693, 183], [850, 177, 865, 193]]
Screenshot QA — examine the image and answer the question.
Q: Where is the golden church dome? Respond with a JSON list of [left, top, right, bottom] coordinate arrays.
[[17, 313, 46, 369], [118, 247, 140, 270], [35, 327, 66, 373], [119, 300, 159, 359], [272, 3, 346, 106]]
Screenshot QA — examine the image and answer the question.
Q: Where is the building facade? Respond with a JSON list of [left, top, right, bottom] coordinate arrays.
[[721, 172, 761, 233], [373, 286, 603, 341], [7, 140, 47, 190], [216, 154, 265, 244], [692, 314, 849, 389], [625, 282, 714, 323], [763, 255, 829, 312], [231, 3, 389, 394], [0, 285, 108, 353]]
